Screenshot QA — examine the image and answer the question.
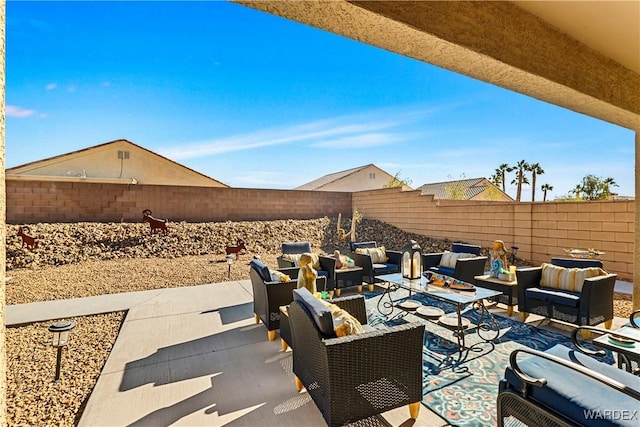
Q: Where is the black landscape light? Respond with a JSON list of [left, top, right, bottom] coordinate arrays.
[[48, 320, 75, 382]]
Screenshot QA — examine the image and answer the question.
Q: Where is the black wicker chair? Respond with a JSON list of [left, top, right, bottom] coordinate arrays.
[[349, 241, 402, 287], [289, 288, 425, 427], [249, 260, 326, 341], [276, 241, 337, 292], [516, 259, 617, 334], [422, 242, 488, 284]]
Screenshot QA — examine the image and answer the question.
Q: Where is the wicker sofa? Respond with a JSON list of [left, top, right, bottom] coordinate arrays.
[[497, 345, 640, 427], [422, 242, 488, 284], [288, 288, 425, 427], [516, 257, 617, 331]]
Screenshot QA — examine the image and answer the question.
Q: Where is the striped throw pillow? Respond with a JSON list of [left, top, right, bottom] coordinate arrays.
[[540, 263, 607, 292], [355, 246, 388, 263], [440, 251, 476, 269]]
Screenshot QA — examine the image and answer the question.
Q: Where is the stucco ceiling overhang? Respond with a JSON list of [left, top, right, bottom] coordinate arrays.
[[235, 0, 639, 131]]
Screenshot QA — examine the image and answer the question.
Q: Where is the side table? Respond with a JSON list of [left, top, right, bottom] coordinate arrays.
[[474, 274, 518, 316], [335, 266, 365, 296], [593, 326, 640, 374]]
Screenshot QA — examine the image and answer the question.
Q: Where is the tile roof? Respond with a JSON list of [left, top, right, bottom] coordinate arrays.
[[417, 177, 511, 200]]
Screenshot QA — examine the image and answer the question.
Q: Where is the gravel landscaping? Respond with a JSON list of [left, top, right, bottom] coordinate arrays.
[[5, 218, 634, 425]]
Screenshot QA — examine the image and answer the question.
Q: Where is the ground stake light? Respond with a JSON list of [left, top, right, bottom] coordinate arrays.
[[226, 254, 235, 279], [402, 240, 422, 280], [48, 320, 75, 382]]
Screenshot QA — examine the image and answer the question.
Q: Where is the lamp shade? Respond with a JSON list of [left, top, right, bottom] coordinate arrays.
[[48, 321, 75, 347], [402, 240, 422, 279]]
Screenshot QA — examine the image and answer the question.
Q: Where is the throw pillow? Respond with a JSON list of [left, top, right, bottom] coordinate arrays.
[[282, 253, 302, 267], [355, 246, 388, 263], [440, 251, 475, 269], [320, 300, 365, 337], [269, 270, 291, 282], [540, 263, 607, 292]]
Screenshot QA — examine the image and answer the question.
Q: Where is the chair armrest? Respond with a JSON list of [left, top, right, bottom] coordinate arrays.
[[516, 266, 542, 297], [580, 273, 617, 297], [349, 252, 374, 275], [508, 347, 640, 401], [277, 256, 295, 269], [422, 253, 444, 270], [322, 323, 425, 399], [278, 267, 299, 279], [631, 310, 640, 328], [454, 256, 487, 283], [386, 250, 402, 265], [319, 256, 337, 290], [330, 294, 367, 325]]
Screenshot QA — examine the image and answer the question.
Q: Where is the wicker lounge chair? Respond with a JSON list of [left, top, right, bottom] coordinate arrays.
[[288, 288, 425, 426]]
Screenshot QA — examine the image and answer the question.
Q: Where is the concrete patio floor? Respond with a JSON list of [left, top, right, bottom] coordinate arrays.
[[6, 279, 633, 426]]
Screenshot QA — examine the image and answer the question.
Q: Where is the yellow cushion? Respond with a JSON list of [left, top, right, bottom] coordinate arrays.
[[440, 251, 475, 269], [540, 263, 607, 292], [269, 270, 291, 283], [355, 246, 388, 263], [320, 300, 365, 337]]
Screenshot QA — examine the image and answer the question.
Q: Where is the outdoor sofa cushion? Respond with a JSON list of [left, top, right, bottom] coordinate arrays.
[[350, 241, 377, 251], [502, 344, 640, 427], [524, 287, 581, 308], [250, 259, 272, 282], [282, 241, 312, 254], [292, 288, 335, 337]]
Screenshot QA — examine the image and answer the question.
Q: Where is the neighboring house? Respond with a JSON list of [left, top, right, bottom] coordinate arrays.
[[5, 139, 228, 187], [295, 164, 412, 192], [417, 178, 513, 201]]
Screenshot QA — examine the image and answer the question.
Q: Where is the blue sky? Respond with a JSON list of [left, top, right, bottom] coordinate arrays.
[[6, 1, 636, 199]]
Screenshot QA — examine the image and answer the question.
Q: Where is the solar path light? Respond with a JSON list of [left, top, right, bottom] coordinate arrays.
[[48, 320, 75, 382]]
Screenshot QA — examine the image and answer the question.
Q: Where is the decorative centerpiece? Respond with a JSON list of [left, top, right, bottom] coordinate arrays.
[[563, 248, 605, 259], [490, 240, 511, 281]]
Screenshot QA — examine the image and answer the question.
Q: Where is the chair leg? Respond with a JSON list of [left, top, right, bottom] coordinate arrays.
[[294, 375, 303, 391], [356, 285, 362, 293], [581, 329, 591, 340], [268, 330, 276, 341], [254, 313, 260, 324], [519, 312, 528, 322], [280, 338, 288, 351], [507, 306, 514, 316], [335, 288, 342, 296], [409, 402, 420, 419], [368, 284, 374, 292], [604, 319, 613, 329]]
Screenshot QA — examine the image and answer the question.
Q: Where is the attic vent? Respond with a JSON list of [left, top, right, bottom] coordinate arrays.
[[118, 150, 130, 160], [369, 173, 376, 179]]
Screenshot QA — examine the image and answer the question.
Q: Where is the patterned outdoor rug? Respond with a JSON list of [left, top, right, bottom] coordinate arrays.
[[362, 288, 614, 427]]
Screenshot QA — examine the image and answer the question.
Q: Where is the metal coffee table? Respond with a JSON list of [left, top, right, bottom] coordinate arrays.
[[376, 273, 502, 354]]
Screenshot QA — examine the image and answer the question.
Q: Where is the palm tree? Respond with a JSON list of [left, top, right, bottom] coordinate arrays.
[[490, 172, 502, 188], [541, 183, 553, 202], [529, 163, 544, 201], [497, 163, 513, 193], [512, 160, 530, 202]]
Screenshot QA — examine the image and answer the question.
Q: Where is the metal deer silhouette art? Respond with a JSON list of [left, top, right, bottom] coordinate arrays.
[[142, 209, 168, 234]]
